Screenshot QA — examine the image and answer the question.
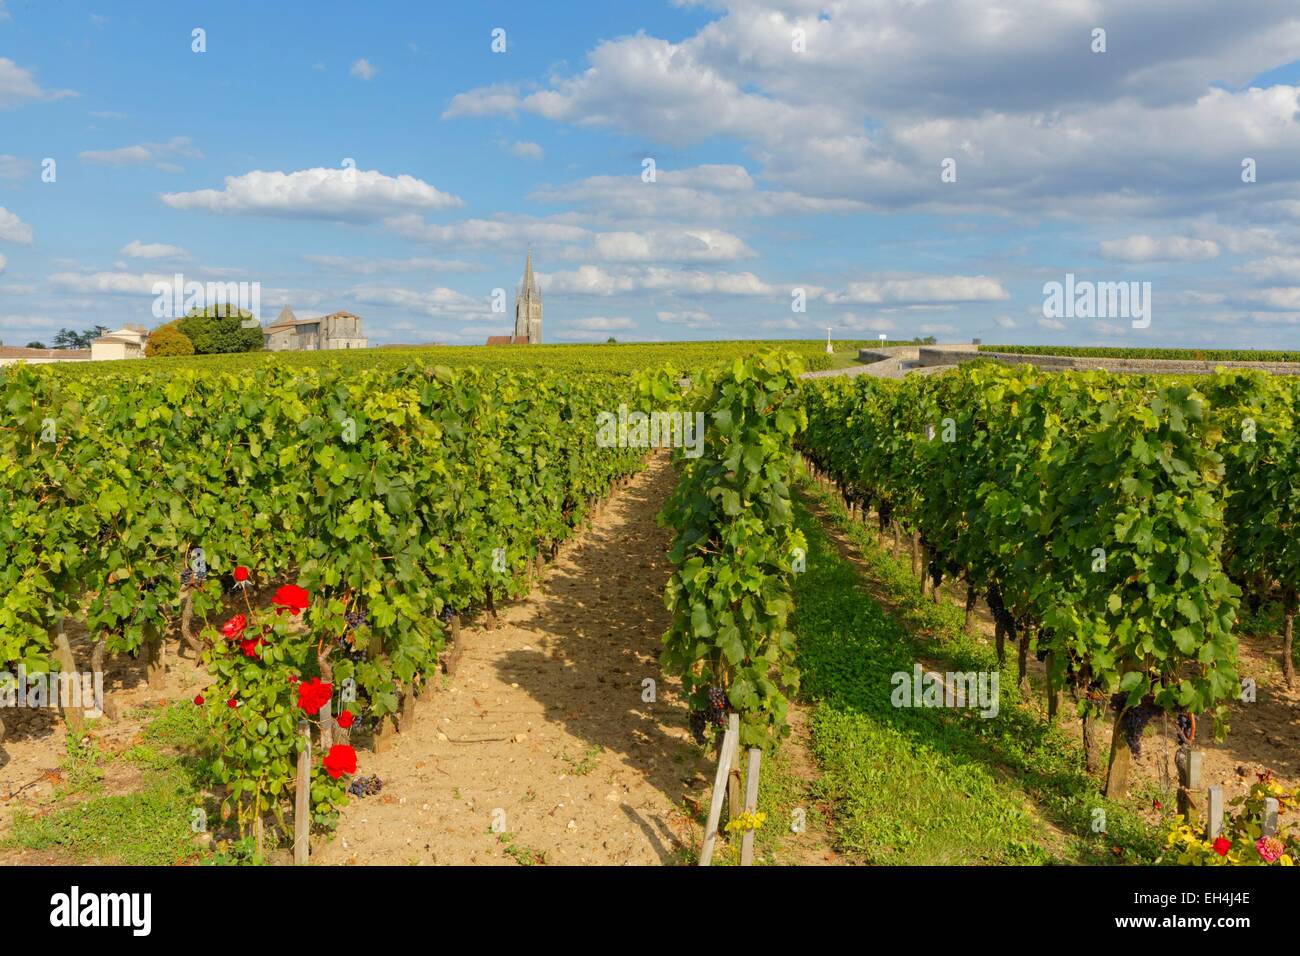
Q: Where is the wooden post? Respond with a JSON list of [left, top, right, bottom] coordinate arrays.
[[1045, 652, 1060, 722], [1262, 797, 1279, 838], [740, 747, 762, 867], [1104, 709, 1131, 799], [0, 714, 7, 770], [294, 719, 311, 865], [51, 623, 85, 736], [144, 620, 165, 690], [485, 586, 498, 630], [1081, 712, 1101, 774], [401, 684, 417, 730], [699, 714, 739, 867], [994, 619, 1006, 668], [963, 584, 977, 634], [319, 697, 334, 751], [1282, 590, 1296, 689], [1017, 625, 1031, 695], [1175, 748, 1203, 820], [1205, 786, 1224, 840]]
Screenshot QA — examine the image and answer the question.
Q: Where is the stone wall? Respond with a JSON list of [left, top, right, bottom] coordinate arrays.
[[916, 347, 1300, 377]]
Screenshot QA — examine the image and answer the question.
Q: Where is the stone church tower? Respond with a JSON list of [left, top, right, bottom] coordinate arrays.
[[512, 251, 542, 344]]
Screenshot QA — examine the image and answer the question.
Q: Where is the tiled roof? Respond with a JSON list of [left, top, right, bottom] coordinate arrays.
[[0, 346, 91, 359]]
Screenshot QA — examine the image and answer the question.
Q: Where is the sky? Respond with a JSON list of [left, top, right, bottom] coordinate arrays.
[[2, 0, 1300, 348]]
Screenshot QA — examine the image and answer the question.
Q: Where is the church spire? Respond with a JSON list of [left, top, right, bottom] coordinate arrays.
[[523, 248, 537, 294]]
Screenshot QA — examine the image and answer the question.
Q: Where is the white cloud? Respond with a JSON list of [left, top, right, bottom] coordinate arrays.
[[1250, 288, 1300, 310], [120, 240, 189, 260], [1099, 235, 1219, 262], [509, 141, 544, 160], [825, 276, 1009, 305], [993, 315, 1016, 329], [0, 154, 31, 181], [302, 254, 479, 274], [350, 58, 377, 81], [1038, 317, 1067, 331], [569, 316, 635, 330], [585, 228, 754, 262], [48, 270, 169, 295], [0, 207, 33, 244], [1239, 257, 1300, 282], [0, 57, 75, 109], [348, 283, 492, 320], [0, 254, 5, 273], [163, 167, 462, 221], [657, 308, 716, 327], [79, 137, 201, 170], [540, 264, 776, 296], [386, 214, 586, 247]]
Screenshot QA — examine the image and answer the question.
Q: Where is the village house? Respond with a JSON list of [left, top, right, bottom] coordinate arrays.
[[90, 324, 149, 360], [264, 306, 369, 351]]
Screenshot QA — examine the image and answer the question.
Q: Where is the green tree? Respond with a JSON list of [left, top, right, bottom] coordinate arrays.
[[177, 305, 263, 354], [24, 341, 46, 350]]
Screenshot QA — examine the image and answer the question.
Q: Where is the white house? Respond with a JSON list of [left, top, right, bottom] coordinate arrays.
[[89, 325, 149, 361]]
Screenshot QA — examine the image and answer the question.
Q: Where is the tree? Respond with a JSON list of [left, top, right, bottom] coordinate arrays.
[[606, 336, 618, 344], [50, 326, 109, 348], [24, 341, 46, 350], [177, 305, 263, 354], [145, 323, 195, 357]]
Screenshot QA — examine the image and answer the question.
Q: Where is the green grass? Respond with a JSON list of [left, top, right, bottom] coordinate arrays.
[[789, 479, 1163, 864], [3, 701, 215, 865]]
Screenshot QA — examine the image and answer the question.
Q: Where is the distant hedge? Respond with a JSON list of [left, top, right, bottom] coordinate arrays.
[[977, 345, 1300, 363]]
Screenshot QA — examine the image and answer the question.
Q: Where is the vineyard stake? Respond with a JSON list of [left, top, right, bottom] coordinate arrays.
[[293, 718, 311, 865], [740, 747, 762, 867], [51, 623, 85, 736], [699, 714, 739, 866], [1206, 785, 1224, 840], [1262, 797, 1279, 837], [1175, 747, 1202, 820], [143, 620, 165, 690]]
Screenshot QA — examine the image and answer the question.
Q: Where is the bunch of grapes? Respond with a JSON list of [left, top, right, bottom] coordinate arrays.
[[1034, 628, 1053, 663], [705, 686, 728, 727], [180, 567, 207, 587], [438, 605, 456, 624], [1112, 694, 1162, 757], [689, 710, 709, 745], [1176, 711, 1195, 744], [97, 524, 114, 545], [345, 609, 369, 632], [347, 775, 383, 797]]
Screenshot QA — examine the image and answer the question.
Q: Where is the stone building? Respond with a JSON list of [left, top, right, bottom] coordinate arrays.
[[486, 253, 543, 345], [264, 306, 368, 351]]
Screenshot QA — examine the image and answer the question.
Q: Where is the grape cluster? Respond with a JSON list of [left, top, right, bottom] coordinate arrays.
[[347, 774, 383, 797], [689, 686, 729, 744], [1176, 711, 1195, 744], [345, 609, 369, 632], [1112, 694, 1161, 757], [97, 524, 113, 544], [1034, 627, 1053, 663], [438, 605, 456, 624], [180, 567, 207, 586]]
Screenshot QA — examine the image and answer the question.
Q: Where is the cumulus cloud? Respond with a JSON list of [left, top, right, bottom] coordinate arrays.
[[350, 58, 377, 81], [0, 154, 31, 181], [1099, 235, 1220, 262], [509, 141, 544, 160], [302, 254, 479, 274], [657, 308, 716, 327], [569, 316, 635, 330], [120, 240, 189, 260], [1038, 317, 1067, 331], [1239, 257, 1300, 282], [824, 276, 1010, 305], [0, 254, 5, 273], [79, 137, 201, 171], [585, 228, 754, 262], [540, 264, 777, 297], [348, 283, 492, 319], [386, 214, 586, 247], [48, 270, 170, 295], [163, 167, 462, 221], [0, 57, 76, 108], [0, 207, 33, 244]]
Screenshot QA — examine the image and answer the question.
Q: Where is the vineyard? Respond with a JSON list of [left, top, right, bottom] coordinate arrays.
[[1, 347, 1298, 866]]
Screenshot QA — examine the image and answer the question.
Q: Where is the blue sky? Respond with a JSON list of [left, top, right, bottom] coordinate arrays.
[[3, 0, 1300, 347]]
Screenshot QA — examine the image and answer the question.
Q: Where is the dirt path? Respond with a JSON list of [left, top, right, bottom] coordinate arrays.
[[317, 454, 706, 865]]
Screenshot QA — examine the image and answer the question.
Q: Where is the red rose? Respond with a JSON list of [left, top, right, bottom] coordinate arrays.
[[194, 694, 204, 705], [297, 676, 332, 715], [288, 674, 300, 684], [272, 584, 310, 616], [239, 636, 265, 659], [227, 698, 238, 709], [323, 744, 357, 779], [336, 710, 355, 729], [221, 614, 248, 641], [233, 565, 250, 582], [1213, 837, 1231, 856]]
